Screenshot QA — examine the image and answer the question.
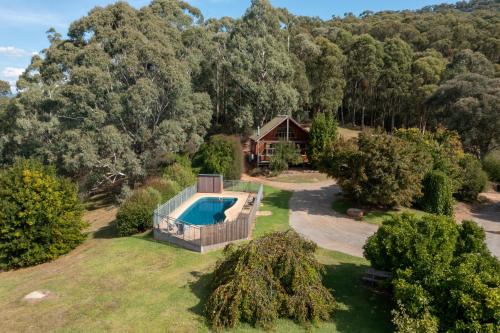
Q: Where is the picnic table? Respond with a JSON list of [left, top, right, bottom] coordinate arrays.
[[362, 268, 392, 285]]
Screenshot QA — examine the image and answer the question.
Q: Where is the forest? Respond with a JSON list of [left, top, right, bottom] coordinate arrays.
[[0, 0, 498, 193]]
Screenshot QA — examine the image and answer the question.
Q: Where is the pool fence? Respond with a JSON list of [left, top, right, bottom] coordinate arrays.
[[153, 176, 264, 252]]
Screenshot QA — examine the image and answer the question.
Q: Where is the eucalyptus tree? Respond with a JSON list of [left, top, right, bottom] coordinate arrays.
[[345, 34, 384, 128], [427, 74, 500, 158], [443, 49, 495, 80], [410, 49, 447, 132], [4, 0, 212, 191], [378, 37, 413, 130], [224, 0, 299, 132], [308, 37, 346, 115]]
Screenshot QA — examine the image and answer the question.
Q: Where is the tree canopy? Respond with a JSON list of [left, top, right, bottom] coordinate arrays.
[[1, 0, 499, 190]]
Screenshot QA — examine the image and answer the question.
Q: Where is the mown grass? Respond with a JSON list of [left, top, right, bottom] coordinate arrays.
[[268, 173, 329, 184], [332, 197, 427, 225], [0, 186, 392, 332]]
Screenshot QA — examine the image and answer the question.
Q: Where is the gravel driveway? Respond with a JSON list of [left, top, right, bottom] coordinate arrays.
[[243, 174, 500, 258], [242, 175, 378, 257]]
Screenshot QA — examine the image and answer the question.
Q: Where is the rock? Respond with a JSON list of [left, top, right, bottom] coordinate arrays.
[[347, 208, 364, 220], [23, 290, 50, 301], [256, 211, 272, 216]]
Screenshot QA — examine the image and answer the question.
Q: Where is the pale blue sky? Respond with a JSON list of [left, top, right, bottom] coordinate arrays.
[[0, 0, 456, 91]]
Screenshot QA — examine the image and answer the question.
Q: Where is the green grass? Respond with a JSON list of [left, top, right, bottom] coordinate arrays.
[[253, 185, 293, 238], [0, 186, 392, 332], [269, 173, 329, 184], [332, 197, 427, 225]]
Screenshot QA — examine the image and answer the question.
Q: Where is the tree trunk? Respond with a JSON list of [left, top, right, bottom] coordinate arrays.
[[391, 109, 395, 131], [361, 106, 365, 129]]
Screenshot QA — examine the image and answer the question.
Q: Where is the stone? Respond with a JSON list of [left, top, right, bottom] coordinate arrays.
[[256, 211, 272, 216], [23, 290, 49, 301], [347, 208, 364, 220]]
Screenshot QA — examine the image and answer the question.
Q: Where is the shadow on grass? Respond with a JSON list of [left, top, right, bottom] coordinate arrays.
[[83, 193, 116, 210], [92, 220, 119, 239], [323, 263, 393, 333], [262, 188, 292, 211], [188, 270, 213, 319]]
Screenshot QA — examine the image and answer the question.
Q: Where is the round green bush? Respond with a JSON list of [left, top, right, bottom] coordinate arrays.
[[115, 188, 161, 236], [143, 177, 180, 202], [483, 151, 500, 182], [0, 159, 86, 269], [363, 213, 459, 274], [164, 162, 196, 188], [457, 154, 488, 202], [420, 170, 454, 216], [206, 231, 335, 330]]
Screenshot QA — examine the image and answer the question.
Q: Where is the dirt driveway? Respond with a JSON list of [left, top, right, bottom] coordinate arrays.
[[242, 174, 378, 257]]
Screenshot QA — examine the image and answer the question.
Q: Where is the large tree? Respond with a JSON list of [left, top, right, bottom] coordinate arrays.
[[2, 0, 212, 191], [427, 74, 500, 158], [224, 0, 299, 132], [378, 37, 413, 130], [308, 37, 346, 114], [345, 34, 384, 128]]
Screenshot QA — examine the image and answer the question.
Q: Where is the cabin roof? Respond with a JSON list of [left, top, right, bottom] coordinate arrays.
[[250, 115, 307, 142]]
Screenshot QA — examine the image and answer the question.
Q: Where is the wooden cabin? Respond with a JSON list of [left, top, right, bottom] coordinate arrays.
[[249, 115, 309, 167]]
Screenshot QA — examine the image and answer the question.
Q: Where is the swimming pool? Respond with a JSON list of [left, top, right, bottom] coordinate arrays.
[[178, 197, 238, 225]]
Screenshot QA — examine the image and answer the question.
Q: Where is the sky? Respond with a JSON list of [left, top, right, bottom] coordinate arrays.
[[0, 0, 456, 91]]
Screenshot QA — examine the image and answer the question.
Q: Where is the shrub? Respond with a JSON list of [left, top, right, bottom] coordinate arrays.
[[115, 188, 161, 236], [194, 135, 243, 180], [206, 231, 335, 330], [395, 127, 464, 192], [420, 170, 454, 216], [142, 177, 180, 202], [322, 132, 433, 207], [364, 213, 500, 333], [457, 154, 488, 202], [455, 220, 490, 256], [308, 111, 338, 168], [164, 162, 196, 188], [483, 151, 500, 182], [363, 213, 458, 275], [269, 141, 302, 173], [392, 301, 439, 333], [0, 159, 86, 269]]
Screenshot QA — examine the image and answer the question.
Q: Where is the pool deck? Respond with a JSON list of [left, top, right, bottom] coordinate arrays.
[[166, 191, 250, 224]]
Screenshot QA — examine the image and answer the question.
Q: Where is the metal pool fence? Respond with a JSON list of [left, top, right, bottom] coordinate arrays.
[[153, 184, 197, 228], [153, 180, 264, 252]]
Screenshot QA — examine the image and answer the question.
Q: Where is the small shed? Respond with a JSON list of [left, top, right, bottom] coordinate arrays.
[[197, 174, 223, 193], [249, 115, 309, 167]]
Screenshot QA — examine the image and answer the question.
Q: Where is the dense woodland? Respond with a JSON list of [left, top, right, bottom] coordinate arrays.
[[0, 0, 499, 192]]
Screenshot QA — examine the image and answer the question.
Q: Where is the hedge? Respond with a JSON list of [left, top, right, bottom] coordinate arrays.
[[420, 170, 454, 216]]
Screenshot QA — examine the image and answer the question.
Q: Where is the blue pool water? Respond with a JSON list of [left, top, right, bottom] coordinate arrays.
[[178, 197, 237, 225]]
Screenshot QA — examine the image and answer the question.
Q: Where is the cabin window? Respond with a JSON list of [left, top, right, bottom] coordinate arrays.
[[276, 126, 295, 140], [277, 127, 287, 139], [265, 143, 276, 156]]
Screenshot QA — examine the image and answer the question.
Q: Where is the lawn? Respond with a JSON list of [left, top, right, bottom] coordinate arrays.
[[338, 127, 361, 140], [268, 172, 330, 184], [332, 197, 427, 225], [0, 186, 392, 333]]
